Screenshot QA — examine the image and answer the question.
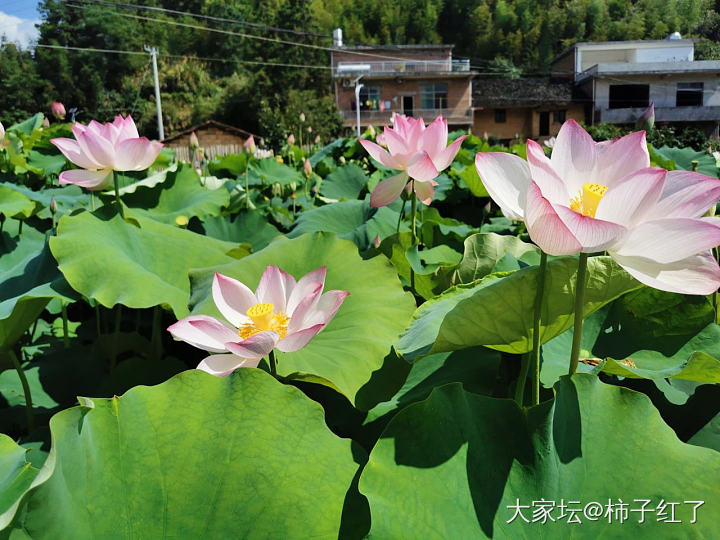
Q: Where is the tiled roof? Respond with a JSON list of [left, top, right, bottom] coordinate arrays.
[[472, 77, 575, 107]]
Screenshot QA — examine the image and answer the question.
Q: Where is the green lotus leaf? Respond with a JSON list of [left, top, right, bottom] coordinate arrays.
[[121, 164, 230, 224], [396, 255, 641, 360], [3, 369, 359, 538], [188, 233, 416, 407], [288, 199, 404, 251], [0, 435, 38, 528], [49, 209, 241, 318], [360, 374, 720, 538], [318, 163, 367, 200]]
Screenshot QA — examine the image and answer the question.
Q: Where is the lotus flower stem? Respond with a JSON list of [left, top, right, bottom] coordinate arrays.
[[112, 172, 126, 220], [396, 198, 407, 233], [568, 253, 589, 375], [61, 301, 69, 349], [268, 350, 277, 377], [515, 353, 530, 406], [9, 350, 34, 434], [245, 170, 250, 209], [18, 219, 23, 235], [90, 192, 95, 211], [410, 184, 417, 292], [532, 251, 548, 405], [714, 247, 719, 324]]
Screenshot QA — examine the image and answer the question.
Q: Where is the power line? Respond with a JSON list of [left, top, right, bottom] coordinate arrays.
[[65, 0, 333, 40], [35, 43, 334, 70], [62, 3, 458, 65]]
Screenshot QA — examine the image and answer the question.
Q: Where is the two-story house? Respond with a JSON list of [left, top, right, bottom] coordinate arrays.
[[330, 31, 475, 131], [551, 35, 720, 134]]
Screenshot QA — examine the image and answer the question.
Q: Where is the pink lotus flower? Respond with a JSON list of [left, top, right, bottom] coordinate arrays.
[[474, 119, 720, 294], [287, 133, 296, 145], [168, 266, 349, 376], [50, 115, 163, 191], [51, 102, 66, 120], [303, 158, 312, 177], [360, 113, 467, 207]]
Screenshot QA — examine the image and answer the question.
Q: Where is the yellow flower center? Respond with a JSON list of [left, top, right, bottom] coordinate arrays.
[[238, 302, 290, 340], [569, 183, 608, 218]]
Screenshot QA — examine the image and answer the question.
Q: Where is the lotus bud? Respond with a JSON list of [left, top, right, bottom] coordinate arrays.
[[189, 131, 199, 150], [367, 125, 376, 138], [307, 126, 312, 133], [51, 101, 66, 120], [339, 156, 346, 165], [50, 197, 57, 214], [299, 112, 306, 122], [372, 235, 381, 248], [243, 135, 256, 154], [635, 103, 655, 131], [290, 181, 298, 191], [483, 131, 489, 140], [272, 182, 282, 197], [42, 117, 50, 128], [303, 158, 312, 177], [287, 133, 295, 146], [315, 135, 321, 144]]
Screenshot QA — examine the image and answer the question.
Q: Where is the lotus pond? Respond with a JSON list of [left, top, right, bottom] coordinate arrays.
[[0, 112, 719, 538]]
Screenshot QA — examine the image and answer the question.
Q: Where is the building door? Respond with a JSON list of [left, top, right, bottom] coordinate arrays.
[[403, 96, 414, 117], [539, 111, 550, 136]]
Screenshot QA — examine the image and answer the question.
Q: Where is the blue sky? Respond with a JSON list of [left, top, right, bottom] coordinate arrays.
[[0, 1, 41, 47]]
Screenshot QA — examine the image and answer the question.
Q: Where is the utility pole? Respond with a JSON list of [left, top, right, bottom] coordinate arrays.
[[354, 76, 364, 139], [144, 46, 164, 140]]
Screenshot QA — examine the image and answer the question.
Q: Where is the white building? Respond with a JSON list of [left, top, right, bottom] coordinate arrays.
[[551, 36, 720, 133]]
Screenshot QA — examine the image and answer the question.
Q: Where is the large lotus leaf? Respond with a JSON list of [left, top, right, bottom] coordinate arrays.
[[1, 184, 89, 219], [542, 288, 720, 388], [452, 161, 489, 197], [115, 164, 177, 195], [310, 138, 344, 167], [250, 157, 302, 186], [689, 412, 720, 452], [0, 435, 38, 526], [396, 256, 641, 360], [288, 199, 404, 251], [25, 150, 67, 177], [200, 211, 282, 252], [121, 164, 230, 224], [360, 374, 720, 538], [208, 153, 248, 177], [2, 369, 360, 537], [652, 145, 718, 177], [0, 222, 75, 349], [0, 185, 35, 219], [318, 163, 367, 200], [453, 233, 540, 283], [49, 210, 240, 318], [188, 233, 416, 407]]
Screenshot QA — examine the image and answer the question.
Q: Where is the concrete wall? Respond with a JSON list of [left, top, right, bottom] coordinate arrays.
[[332, 47, 452, 67], [594, 74, 720, 108], [472, 104, 585, 140], [578, 43, 694, 72]]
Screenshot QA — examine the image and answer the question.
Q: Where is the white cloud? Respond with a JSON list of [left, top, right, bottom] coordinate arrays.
[[0, 11, 39, 48]]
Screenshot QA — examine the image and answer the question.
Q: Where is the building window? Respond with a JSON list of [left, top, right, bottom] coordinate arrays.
[[608, 84, 649, 109], [494, 109, 507, 123], [420, 83, 448, 110], [677, 82, 703, 107], [553, 110, 566, 123], [357, 86, 381, 111], [539, 111, 550, 136]]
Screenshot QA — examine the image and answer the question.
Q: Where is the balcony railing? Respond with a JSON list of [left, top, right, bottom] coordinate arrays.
[[334, 59, 470, 76], [598, 106, 720, 123], [341, 108, 473, 124]]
